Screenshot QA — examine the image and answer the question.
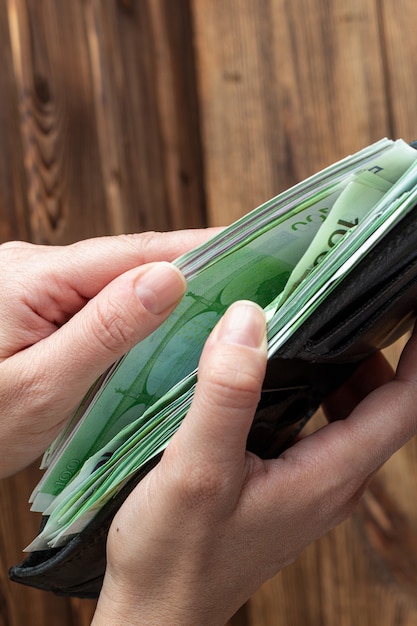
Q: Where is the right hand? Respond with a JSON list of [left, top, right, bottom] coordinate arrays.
[[95, 307, 417, 626]]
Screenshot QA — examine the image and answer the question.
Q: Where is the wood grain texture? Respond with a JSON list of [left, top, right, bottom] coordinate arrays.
[[2, 0, 206, 245], [191, 0, 390, 225], [191, 1, 417, 624], [0, 1, 29, 242], [377, 0, 417, 141], [2, 0, 417, 625], [6, 0, 113, 244], [0, 1, 205, 624], [82, 0, 206, 234]]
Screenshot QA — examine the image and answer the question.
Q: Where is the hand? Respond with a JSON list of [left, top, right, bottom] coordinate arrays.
[[94, 304, 417, 626], [0, 230, 214, 477]]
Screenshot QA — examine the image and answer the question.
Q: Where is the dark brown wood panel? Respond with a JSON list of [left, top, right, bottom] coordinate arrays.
[[191, 0, 389, 226], [0, 1, 29, 242], [2, 1, 417, 625], [191, 1, 417, 625], [5, 0, 111, 244], [378, 0, 417, 141], [0, 1, 205, 624], [0, 465, 87, 626], [82, 0, 206, 235]]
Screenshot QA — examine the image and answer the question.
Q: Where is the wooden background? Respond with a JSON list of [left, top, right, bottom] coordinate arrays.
[[1, 0, 417, 624]]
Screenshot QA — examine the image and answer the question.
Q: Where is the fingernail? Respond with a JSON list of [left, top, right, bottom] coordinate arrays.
[[217, 301, 266, 348], [135, 263, 187, 315]]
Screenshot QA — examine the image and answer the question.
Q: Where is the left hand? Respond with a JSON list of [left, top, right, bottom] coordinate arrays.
[[0, 230, 214, 477]]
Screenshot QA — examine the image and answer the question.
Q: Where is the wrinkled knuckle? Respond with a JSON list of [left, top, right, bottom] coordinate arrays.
[[204, 354, 263, 409], [0, 362, 51, 432], [134, 231, 159, 263], [116, 232, 153, 254], [92, 298, 137, 352]]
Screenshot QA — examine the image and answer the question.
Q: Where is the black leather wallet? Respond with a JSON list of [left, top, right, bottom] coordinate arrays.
[[9, 177, 417, 598]]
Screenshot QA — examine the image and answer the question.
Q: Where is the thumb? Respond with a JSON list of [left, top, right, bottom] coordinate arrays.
[[165, 301, 267, 477], [9, 261, 186, 418], [58, 261, 186, 371]]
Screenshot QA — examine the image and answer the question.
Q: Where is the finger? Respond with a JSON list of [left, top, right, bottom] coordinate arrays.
[[343, 329, 417, 466], [164, 301, 267, 479], [0, 228, 220, 317], [0, 229, 219, 354], [281, 331, 417, 496], [30, 229, 220, 301], [322, 351, 394, 422], [3, 262, 186, 435], [0, 228, 222, 297]]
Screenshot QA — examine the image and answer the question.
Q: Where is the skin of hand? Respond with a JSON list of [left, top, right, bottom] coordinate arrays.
[[2, 233, 416, 626], [93, 303, 417, 626], [0, 230, 216, 478]]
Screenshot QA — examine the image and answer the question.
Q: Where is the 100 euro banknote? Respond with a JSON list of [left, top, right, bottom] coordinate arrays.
[[26, 138, 417, 551]]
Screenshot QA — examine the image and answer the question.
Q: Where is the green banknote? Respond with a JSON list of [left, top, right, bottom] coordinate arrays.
[[26, 138, 417, 550]]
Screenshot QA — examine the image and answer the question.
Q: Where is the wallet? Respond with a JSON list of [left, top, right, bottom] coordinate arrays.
[[9, 164, 417, 598]]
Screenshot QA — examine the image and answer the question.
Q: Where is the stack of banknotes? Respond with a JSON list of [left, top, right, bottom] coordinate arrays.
[[26, 137, 417, 551]]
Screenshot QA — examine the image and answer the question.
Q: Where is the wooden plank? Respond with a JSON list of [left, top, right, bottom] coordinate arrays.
[[0, 465, 92, 626], [0, 1, 29, 242], [0, 2, 95, 626], [0, 1, 206, 624], [6, 0, 113, 245], [147, 0, 207, 229], [190, 1, 417, 624], [2, 0, 417, 624], [4, 0, 206, 242], [191, 0, 389, 226], [83, 0, 206, 234], [378, 0, 417, 142]]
